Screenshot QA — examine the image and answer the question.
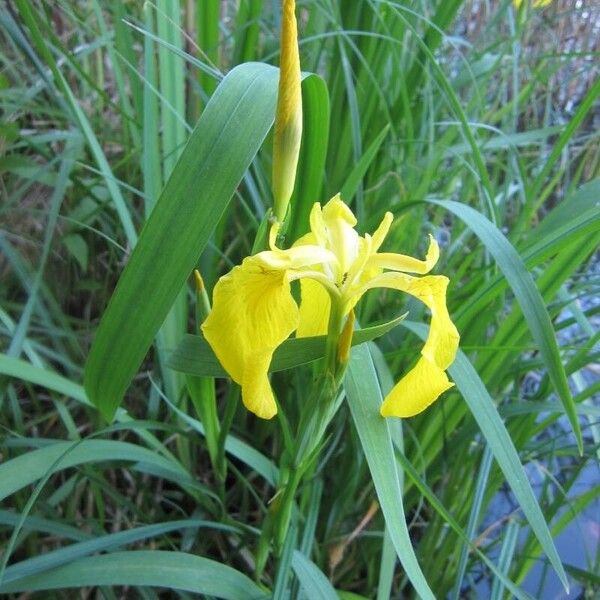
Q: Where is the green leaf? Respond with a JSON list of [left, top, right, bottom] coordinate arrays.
[[0, 354, 87, 404], [291, 551, 339, 600], [2, 520, 238, 584], [403, 320, 569, 592], [167, 313, 407, 377], [0, 551, 266, 599], [288, 72, 330, 240], [0, 440, 194, 502], [344, 343, 435, 600], [430, 199, 581, 454], [340, 124, 389, 203], [84, 62, 280, 421]]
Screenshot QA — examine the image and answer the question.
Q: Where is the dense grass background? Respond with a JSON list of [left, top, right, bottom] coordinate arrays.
[[1, 0, 598, 597]]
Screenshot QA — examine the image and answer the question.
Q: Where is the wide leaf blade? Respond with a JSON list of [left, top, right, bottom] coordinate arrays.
[[167, 314, 407, 377], [0, 551, 265, 599], [84, 62, 279, 421], [344, 343, 435, 600]]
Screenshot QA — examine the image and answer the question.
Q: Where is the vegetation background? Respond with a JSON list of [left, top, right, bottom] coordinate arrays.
[[0, 0, 598, 598]]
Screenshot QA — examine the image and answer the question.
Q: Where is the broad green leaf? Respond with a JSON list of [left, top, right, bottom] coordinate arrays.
[[344, 343, 435, 600], [167, 314, 407, 377], [403, 320, 569, 592], [288, 73, 330, 240], [84, 62, 280, 421], [430, 199, 581, 454], [0, 551, 265, 598], [0, 510, 89, 543], [291, 551, 338, 600], [2, 520, 237, 584], [0, 440, 195, 502]]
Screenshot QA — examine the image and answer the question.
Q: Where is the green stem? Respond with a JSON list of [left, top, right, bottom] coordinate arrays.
[[256, 303, 350, 579]]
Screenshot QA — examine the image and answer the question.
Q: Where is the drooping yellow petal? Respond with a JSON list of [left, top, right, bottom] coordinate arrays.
[[201, 255, 299, 419], [403, 275, 459, 370], [367, 235, 439, 274], [380, 356, 453, 417], [272, 0, 302, 222], [297, 277, 331, 337], [361, 272, 459, 417]]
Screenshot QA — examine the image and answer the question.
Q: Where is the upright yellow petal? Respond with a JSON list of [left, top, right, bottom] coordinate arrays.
[[371, 211, 393, 253], [297, 278, 331, 337], [201, 255, 299, 419], [361, 272, 459, 417], [272, 0, 302, 222], [322, 195, 360, 278], [308, 195, 361, 284]]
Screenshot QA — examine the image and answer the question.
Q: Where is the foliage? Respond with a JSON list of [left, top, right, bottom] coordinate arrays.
[[1, 0, 598, 597]]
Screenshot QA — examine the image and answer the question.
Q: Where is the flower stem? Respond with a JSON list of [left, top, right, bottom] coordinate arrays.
[[255, 303, 350, 579]]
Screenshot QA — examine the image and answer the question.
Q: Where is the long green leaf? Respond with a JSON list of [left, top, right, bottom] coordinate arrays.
[[344, 343, 435, 600], [84, 62, 279, 421], [167, 314, 407, 377], [403, 321, 569, 592], [288, 73, 330, 239], [291, 551, 338, 600], [340, 124, 389, 203], [0, 440, 193, 502], [0, 551, 265, 598], [2, 520, 237, 584], [0, 354, 87, 404], [430, 199, 581, 453]]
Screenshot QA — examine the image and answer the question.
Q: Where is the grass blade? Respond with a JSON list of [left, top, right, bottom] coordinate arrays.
[[403, 321, 569, 592], [292, 551, 338, 600], [0, 551, 265, 598], [344, 343, 435, 600], [430, 199, 581, 454]]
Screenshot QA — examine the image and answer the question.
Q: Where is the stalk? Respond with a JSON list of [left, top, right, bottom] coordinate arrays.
[[255, 302, 352, 579]]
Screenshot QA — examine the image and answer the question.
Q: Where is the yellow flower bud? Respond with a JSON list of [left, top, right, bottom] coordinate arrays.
[[513, 0, 553, 8], [272, 0, 302, 223]]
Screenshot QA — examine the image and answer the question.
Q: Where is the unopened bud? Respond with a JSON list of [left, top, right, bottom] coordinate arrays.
[[337, 309, 355, 366], [272, 0, 302, 223]]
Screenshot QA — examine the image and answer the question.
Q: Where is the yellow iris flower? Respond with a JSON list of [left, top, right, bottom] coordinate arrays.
[[202, 195, 460, 420]]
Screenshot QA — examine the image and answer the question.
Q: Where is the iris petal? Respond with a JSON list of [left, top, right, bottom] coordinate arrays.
[[297, 278, 331, 337], [361, 272, 459, 417], [367, 235, 439, 274], [380, 356, 453, 417], [201, 255, 299, 418]]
